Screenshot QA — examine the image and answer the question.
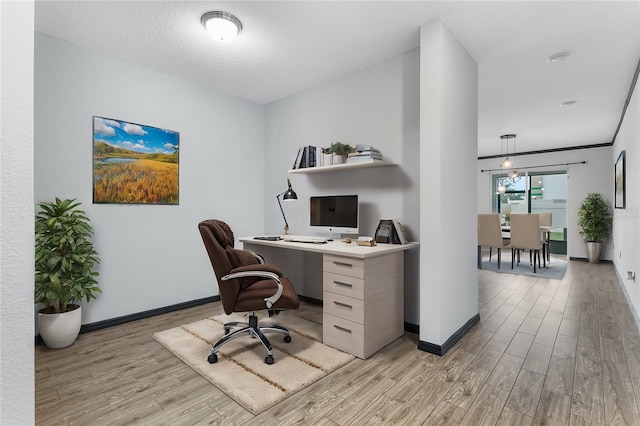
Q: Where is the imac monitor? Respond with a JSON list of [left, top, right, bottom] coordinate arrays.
[[310, 195, 359, 235]]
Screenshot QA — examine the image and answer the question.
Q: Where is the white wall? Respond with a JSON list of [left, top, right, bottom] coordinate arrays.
[[612, 72, 639, 320], [420, 20, 479, 346], [35, 34, 267, 324], [264, 49, 421, 323], [477, 146, 614, 260], [1, 2, 35, 424]]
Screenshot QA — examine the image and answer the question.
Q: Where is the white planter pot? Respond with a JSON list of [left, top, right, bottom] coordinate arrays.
[[38, 305, 82, 349], [332, 154, 344, 165]]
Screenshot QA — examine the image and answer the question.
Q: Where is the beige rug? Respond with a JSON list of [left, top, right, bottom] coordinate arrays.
[[153, 311, 354, 414]]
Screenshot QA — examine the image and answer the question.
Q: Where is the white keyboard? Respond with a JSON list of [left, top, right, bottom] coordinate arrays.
[[284, 235, 327, 244]]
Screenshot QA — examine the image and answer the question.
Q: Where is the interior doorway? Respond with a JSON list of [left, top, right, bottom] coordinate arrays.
[[493, 171, 567, 254]]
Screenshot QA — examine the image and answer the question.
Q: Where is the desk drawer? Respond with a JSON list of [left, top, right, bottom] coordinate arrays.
[[323, 255, 364, 278], [323, 291, 364, 324], [323, 313, 365, 358], [323, 272, 364, 299]]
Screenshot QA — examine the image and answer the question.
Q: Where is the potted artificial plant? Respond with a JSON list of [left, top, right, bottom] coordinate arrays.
[[577, 192, 612, 263], [329, 142, 354, 164], [35, 198, 101, 348]]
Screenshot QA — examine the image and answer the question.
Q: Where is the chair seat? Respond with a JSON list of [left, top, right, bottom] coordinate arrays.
[[234, 278, 300, 312]]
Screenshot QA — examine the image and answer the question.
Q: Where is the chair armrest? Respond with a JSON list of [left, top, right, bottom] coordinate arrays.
[[251, 252, 265, 264], [221, 268, 284, 309]]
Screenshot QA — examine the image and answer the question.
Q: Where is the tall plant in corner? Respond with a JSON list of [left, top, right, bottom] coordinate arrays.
[[577, 192, 612, 263], [35, 198, 101, 348]]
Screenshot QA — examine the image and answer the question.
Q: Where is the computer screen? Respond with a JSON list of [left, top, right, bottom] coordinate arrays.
[[309, 195, 359, 235]]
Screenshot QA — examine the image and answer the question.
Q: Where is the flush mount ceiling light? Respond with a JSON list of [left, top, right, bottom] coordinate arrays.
[[201, 11, 242, 42], [547, 51, 570, 63]]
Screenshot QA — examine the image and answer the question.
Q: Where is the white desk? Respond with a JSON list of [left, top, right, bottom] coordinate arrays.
[[240, 237, 418, 359]]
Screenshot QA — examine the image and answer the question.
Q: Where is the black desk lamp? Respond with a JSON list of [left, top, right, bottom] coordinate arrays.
[[276, 178, 297, 235]]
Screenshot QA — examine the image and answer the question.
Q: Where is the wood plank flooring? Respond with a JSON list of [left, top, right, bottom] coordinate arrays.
[[35, 259, 640, 425]]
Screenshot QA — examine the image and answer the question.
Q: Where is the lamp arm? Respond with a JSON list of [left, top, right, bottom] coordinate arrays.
[[276, 193, 289, 232]]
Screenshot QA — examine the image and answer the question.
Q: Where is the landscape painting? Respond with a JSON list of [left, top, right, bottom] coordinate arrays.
[[93, 116, 179, 205]]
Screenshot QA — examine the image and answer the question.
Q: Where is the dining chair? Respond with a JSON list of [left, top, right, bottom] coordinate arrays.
[[478, 213, 510, 268], [510, 213, 545, 272], [538, 212, 552, 262]]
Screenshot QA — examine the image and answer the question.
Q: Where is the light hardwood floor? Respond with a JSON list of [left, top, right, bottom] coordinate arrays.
[[36, 259, 640, 425]]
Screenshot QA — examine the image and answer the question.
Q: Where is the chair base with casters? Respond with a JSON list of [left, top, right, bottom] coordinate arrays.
[[208, 311, 292, 365]]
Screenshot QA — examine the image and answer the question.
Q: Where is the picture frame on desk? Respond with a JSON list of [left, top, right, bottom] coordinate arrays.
[[374, 218, 408, 244]]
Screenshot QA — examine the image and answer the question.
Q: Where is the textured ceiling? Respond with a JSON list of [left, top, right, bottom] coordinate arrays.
[[35, 1, 640, 156]]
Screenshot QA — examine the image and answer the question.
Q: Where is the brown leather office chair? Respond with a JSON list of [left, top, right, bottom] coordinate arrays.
[[198, 220, 300, 365]]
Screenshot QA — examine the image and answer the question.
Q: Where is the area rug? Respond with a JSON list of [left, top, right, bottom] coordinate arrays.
[[479, 254, 567, 280], [153, 311, 354, 414]]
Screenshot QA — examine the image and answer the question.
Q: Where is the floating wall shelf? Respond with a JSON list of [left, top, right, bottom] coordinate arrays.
[[288, 159, 394, 174]]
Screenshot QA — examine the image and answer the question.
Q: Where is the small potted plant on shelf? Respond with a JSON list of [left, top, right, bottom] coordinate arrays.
[[329, 142, 354, 165], [35, 198, 101, 348], [577, 192, 612, 263]]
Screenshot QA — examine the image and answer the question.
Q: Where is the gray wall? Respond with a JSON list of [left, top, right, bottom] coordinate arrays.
[[35, 33, 267, 324], [264, 48, 421, 324]]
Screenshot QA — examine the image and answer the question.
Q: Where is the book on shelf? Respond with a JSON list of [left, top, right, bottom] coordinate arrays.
[[346, 153, 383, 163], [292, 147, 304, 169], [293, 144, 384, 169], [355, 144, 381, 153]]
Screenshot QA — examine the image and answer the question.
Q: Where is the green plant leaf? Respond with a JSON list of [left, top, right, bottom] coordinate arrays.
[[34, 198, 100, 313]]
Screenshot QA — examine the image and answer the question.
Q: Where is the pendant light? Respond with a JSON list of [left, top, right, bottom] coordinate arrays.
[[500, 134, 520, 182], [497, 179, 506, 194], [499, 134, 515, 168]]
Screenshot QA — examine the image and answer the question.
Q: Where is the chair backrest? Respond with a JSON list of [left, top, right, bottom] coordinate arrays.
[[510, 213, 542, 250], [538, 212, 552, 227], [477, 213, 504, 248], [198, 220, 241, 315]]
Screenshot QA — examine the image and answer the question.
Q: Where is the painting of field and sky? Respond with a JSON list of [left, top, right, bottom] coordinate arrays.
[[93, 116, 179, 205]]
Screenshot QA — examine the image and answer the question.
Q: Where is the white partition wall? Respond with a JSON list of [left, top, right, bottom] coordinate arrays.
[[1, 2, 36, 423], [419, 20, 479, 353]]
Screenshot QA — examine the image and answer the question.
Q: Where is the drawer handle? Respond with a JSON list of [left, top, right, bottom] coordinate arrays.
[[333, 301, 352, 309], [334, 281, 353, 288], [333, 261, 353, 268], [334, 325, 352, 333]]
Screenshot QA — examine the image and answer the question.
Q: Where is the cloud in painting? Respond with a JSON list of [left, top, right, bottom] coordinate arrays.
[[121, 140, 150, 151], [123, 123, 147, 136], [94, 117, 118, 136]]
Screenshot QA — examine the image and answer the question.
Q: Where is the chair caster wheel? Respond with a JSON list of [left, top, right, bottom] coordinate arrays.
[[284, 335, 292, 343], [265, 355, 274, 365], [208, 354, 218, 364]]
